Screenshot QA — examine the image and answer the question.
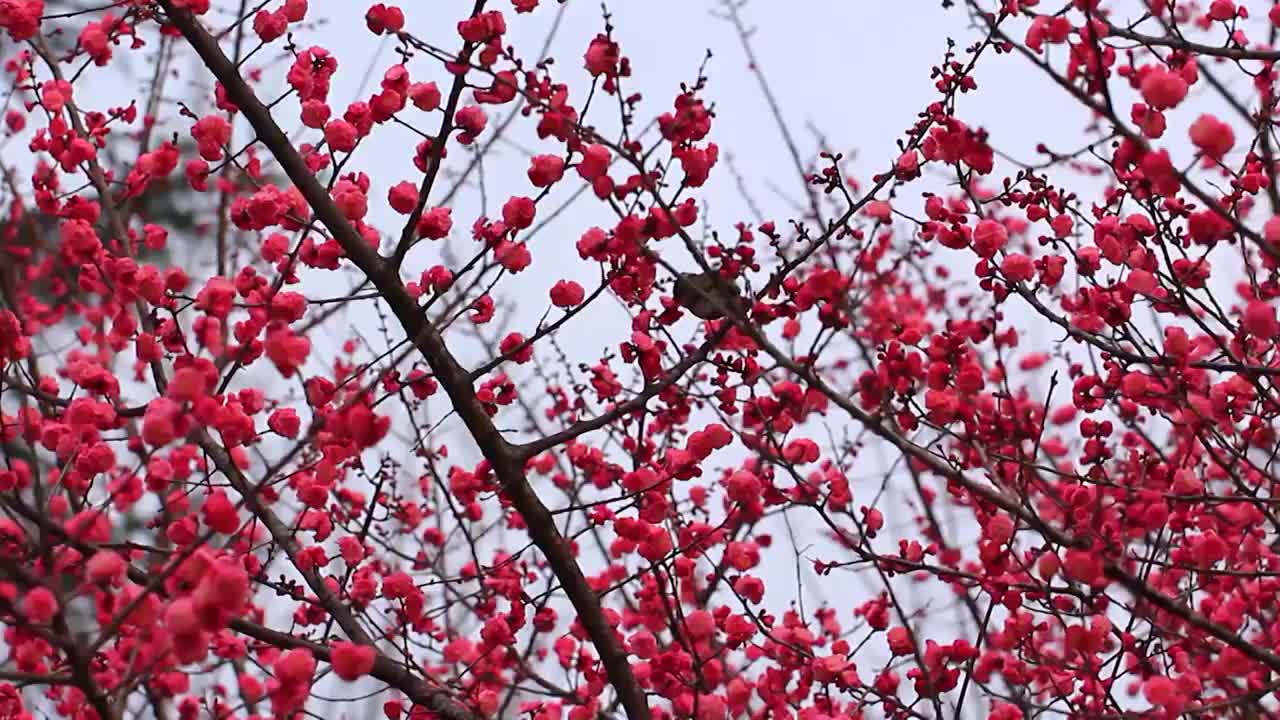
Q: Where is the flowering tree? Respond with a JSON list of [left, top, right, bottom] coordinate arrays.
[[4, 0, 1280, 718]]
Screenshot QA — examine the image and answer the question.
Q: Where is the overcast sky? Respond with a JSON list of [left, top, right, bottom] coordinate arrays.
[[11, 1, 1265, 713]]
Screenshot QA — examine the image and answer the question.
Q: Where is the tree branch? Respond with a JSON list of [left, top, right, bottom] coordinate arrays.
[[156, 5, 652, 718]]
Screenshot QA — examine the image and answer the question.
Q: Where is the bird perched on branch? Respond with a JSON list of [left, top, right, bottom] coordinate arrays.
[[672, 269, 746, 320]]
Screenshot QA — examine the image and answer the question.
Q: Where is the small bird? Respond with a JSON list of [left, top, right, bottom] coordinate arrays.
[[672, 269, 744, 320]]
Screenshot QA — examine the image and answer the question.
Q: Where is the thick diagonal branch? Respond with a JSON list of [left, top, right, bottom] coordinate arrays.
[[156, 5, 650, 719]]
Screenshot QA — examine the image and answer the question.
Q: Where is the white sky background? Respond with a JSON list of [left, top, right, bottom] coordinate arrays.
[[9, 0, 1273, 715], [268, 1, 1247, 710], [258, 0, 1087, 704], [244, 0, 1092, 705]]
